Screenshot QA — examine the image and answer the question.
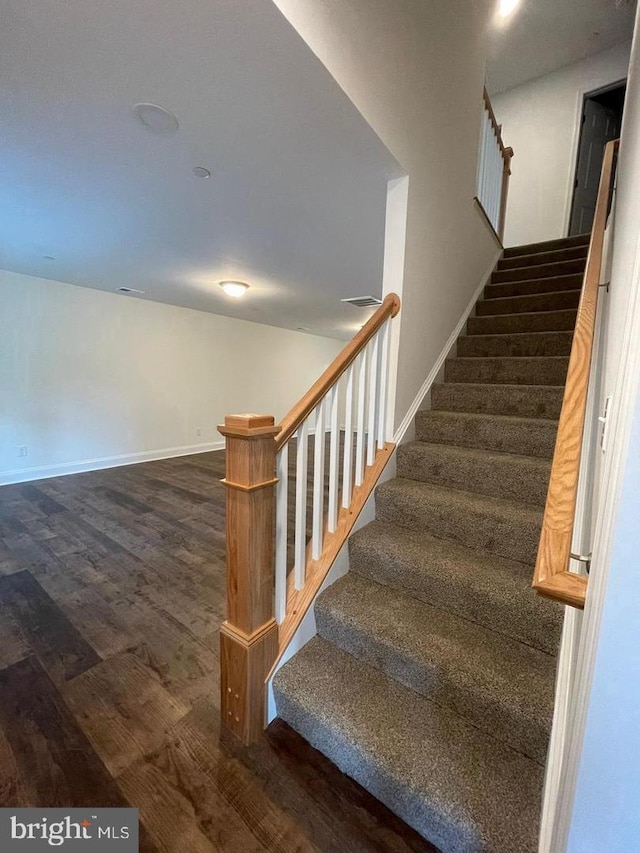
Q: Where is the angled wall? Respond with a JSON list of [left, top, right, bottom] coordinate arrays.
[[272, 0, 501, 430]]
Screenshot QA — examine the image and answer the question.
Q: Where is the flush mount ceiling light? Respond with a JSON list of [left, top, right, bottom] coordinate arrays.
[[219, 281, 249, 298], [133, 103, 179, 134], [192, 166, 211, 179], [498, 0, 520, 17]]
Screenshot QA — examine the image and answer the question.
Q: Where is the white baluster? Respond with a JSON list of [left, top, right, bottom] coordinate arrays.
[[479, 109, 489, 204], [342, 362, 354, 508], [492, 134, 501, 228], [355, 349, 367, 487], [327, 384, 340, 533], [377, 320, 390, 448], [275, 444, 288, 623], [294, 417, 309, 590], [367, 334, 379, 466], [481, 113, 489, 211], [312, 399, 326, 560]]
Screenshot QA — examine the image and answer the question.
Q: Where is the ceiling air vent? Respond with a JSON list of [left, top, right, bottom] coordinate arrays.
[[117, 287, 145, 294], [341, 295, 383, 308]]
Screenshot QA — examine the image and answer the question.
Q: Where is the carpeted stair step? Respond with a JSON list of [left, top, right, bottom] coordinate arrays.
[[416, 410, 558, 458], [315, 573, 556, 763], [457, 330, 573, 358], [431, 382, 564, 419], [503, 232, 590, 259], [484, 272, 583, 300], [475, 290, 580, 316], [491, 258, 586, 283], [497, 244, 588, 271], [273, 637, 544, 853], [467, 308, 577, 335], [376, 478, 543, 564], [397, 441, 551, 505], [445, 355, 568, 386], [349, 520, 562, 654]]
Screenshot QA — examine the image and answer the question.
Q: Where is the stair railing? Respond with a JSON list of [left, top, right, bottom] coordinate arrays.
[[476, 88, 514, 240], [533, 139, 619, 609], [218, 293, 400, 743]]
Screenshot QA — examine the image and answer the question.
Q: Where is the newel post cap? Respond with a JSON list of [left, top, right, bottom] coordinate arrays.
[[218, 413, 280, 439]]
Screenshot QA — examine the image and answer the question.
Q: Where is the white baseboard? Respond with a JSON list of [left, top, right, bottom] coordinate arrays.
[[393, 252, 500, 444], [0, 441, 225, 486]]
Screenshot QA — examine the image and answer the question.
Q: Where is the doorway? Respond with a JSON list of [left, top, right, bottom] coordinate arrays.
[[569, 81, 626, 236]]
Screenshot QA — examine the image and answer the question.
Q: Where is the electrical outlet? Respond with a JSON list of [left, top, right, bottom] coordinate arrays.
[[18, 445, 27, 458]]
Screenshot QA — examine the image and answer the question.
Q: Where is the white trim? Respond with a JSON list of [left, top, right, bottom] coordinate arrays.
[[562, 88, 586, 237], [393, 249, 501, 445], [0, 441, 225, 485]]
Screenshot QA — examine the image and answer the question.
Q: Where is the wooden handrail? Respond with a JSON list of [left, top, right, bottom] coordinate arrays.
[[483, 87, 513, 166], [275, 293, 400, 450], [533, 139, 618, 609]]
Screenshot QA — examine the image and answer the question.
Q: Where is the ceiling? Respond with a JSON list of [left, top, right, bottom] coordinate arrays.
[[487, 0, 637, 94], [0, 0, 401, 340]]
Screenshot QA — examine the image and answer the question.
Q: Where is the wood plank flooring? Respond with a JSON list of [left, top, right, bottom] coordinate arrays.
[[0, 452, 436, 852]]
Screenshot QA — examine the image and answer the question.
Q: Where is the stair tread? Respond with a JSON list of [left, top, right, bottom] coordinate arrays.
[[467, 308, 577, 336], [316, 572, 556, 762], [403, 439, 554, 464], [460, 329, 572, 341], [434, 380, 566, 392], [397, 441, 551, 505], [449, 355, 569, 363], [503, 232, 590, 258], [274, 636, 543, 853], [378, 476, 543, 522], [432, 382, 564, 420], [475, 290, 580, 316], [491, 260, 585, 283], [498, 245, 588, 270], [484, 272, 583, 297], [376, 477, 543, 564], [350, 519, 562, 655], [417, 409, 558, 427], [487, 271, 583, 288]]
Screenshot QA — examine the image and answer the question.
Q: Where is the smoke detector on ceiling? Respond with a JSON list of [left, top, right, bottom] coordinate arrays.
[[133, 103, 179, 134], [341, 295, 383, 308]]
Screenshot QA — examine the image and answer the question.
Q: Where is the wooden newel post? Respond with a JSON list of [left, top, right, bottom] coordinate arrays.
[[218, 414, 280, 744]]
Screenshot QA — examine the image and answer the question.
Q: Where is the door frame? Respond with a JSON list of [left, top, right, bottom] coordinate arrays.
[[563, 78, 627, 237]]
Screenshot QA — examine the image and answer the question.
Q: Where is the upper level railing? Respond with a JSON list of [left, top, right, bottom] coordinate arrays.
[[218, 293, 400, 743], [533, 139, 619, 609], [476, 88, 514, 240]]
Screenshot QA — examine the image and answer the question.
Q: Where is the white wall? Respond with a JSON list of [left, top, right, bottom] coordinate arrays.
[[272, 0, 500, 429], [1, 270, 342, 483], [493, 43, 631, 248]]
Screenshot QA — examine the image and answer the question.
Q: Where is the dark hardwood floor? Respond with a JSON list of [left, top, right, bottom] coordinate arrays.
[[0, 452, 436, 852]]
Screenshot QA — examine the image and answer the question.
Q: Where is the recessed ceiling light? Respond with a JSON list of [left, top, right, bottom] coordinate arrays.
[[192, 166, 211, 179], [498, 0, 519, 17], [219, 281, 249, 298], [133, 103, 179, 134]]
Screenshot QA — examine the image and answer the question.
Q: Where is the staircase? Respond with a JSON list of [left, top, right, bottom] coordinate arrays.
[[273, 233, 590, 853]]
